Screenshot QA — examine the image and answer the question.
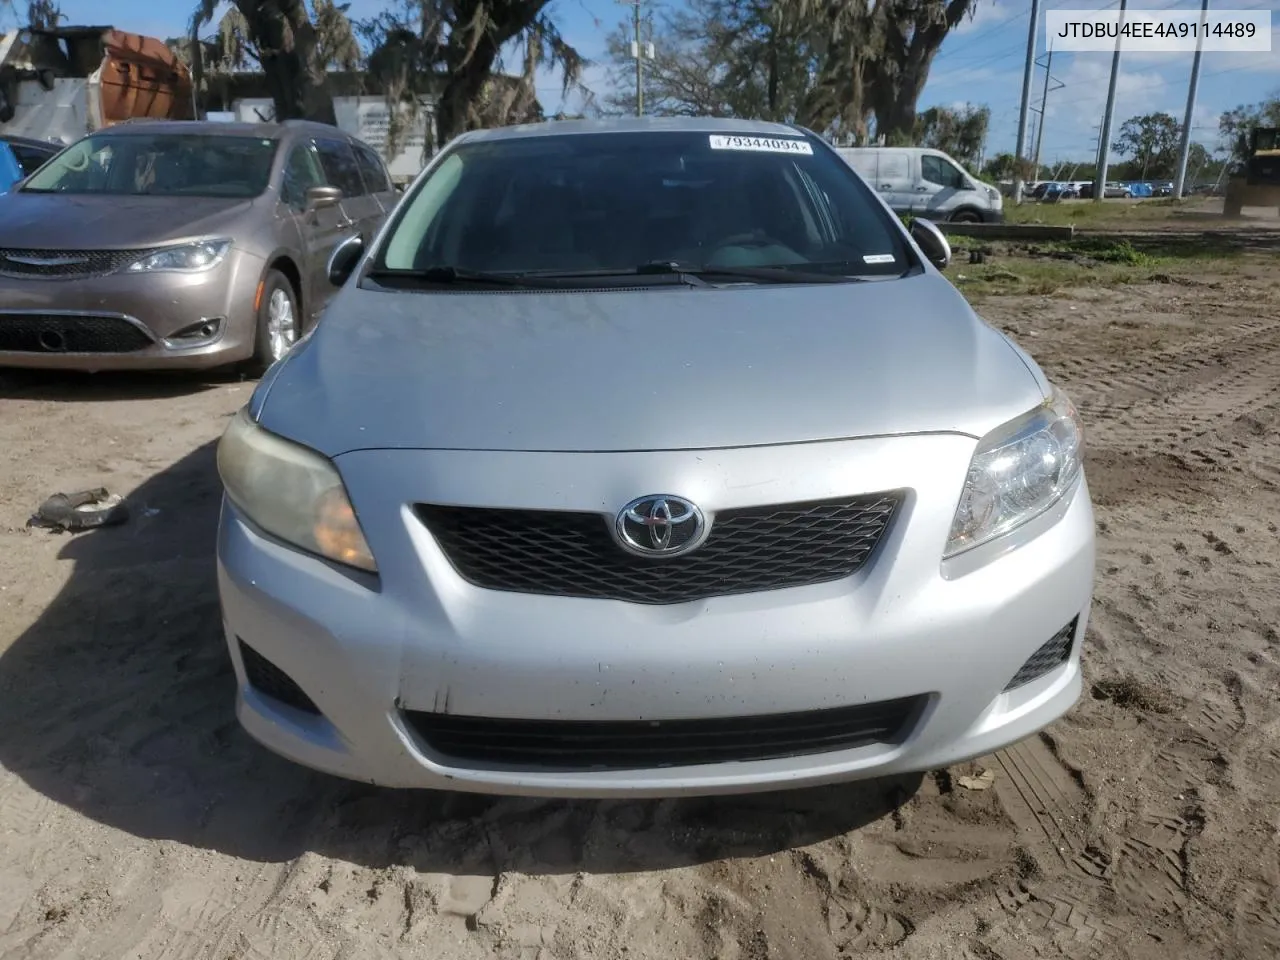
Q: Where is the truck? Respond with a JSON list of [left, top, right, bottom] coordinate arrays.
[[0, 25, 194, 147], [2, 24, 435, 185], [1223, 127, 1280, 217]]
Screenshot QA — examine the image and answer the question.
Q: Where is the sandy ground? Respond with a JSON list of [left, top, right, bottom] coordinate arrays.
[[1, 238, 1279, 960]]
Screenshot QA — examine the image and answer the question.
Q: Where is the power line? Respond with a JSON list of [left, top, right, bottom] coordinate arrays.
[[933, 8, 1031, 62]]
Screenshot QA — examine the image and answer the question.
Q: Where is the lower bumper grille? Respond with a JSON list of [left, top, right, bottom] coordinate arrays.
[[0, 313, 153, 353], [1004, 618, 1079, 691], [403, 695, 926, 771], [238, 639, 320, 715], [415, 492, 903, 605]]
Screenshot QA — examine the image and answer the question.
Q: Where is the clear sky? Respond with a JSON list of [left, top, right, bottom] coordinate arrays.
[[19, 0, 1280, 165]]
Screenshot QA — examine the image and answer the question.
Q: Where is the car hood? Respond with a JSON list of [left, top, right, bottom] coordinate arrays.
[[257, 273, 1048, 456], [0, 192, 259, 248]]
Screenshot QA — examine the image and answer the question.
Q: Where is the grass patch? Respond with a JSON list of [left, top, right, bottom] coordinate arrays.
[[1063, 237, 1154, 265], [949, 260, 1154, 296], [1003, 198, 1187, 227]]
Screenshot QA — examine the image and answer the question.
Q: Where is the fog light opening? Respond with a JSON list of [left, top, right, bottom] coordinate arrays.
[[164, 317, 224, 348], [1004, 617, 1079, 692], [37, 329, 67, 352]]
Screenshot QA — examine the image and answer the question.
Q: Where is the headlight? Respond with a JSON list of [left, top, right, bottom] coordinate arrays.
[[945, 385, 1083, 558], [217, 408, 377, 572], [127, 239, 231, 273]]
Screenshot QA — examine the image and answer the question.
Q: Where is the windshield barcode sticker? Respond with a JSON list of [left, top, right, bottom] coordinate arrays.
[[863, 254, 897, 264], [708, 135, 813, 155]]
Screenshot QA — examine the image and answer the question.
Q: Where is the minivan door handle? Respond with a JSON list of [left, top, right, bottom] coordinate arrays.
[[879, 184, 892, 190], [916, 186, 930, 192]]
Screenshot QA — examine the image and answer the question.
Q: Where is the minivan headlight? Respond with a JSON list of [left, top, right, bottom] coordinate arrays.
[[127, 239, 231, 273], [945, 386, 1083, 558], [217, 408, 377, 572]]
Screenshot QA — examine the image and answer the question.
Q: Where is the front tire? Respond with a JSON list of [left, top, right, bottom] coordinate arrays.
[[246, 269, 299, 377], [949, 208, 983, 223]]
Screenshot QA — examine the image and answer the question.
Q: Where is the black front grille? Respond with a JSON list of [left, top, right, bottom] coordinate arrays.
[[415, 493, 903, 605], [0, 248, 153, 279], [0, 314, 153, 353], [404, 696, 925, 771], [238, 640, 321, 715], [1004, 618, 1079, 691]]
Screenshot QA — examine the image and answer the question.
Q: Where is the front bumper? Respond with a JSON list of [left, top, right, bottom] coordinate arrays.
[[216, 434, 1096, 797], [0, 250, 263, 371]]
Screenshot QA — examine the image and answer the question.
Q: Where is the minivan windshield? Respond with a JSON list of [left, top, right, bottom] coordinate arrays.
[[374, 131, 913, 285], [21, 133, 279, 198]]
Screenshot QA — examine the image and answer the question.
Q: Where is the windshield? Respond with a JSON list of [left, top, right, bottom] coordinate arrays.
[[21, 133, 279, 198], [374, 131, 913, 283]]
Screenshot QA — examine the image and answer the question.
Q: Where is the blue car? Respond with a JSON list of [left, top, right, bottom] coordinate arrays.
[[0, 141, 22, 194]]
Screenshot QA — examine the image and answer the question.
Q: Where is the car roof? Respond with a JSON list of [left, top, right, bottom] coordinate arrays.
[[81, 119, 351, 141], [456, 116, 808, 145], [0, 133, 61, 152]]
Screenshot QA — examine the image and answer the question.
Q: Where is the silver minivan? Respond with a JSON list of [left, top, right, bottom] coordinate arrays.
[[837, 146, 1004, 223]]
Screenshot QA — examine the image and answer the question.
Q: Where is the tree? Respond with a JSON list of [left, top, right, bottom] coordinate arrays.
[[599, 0, 813, 120], [982, 152, 1018, 181], [601, 0, 976, 142], [189, 0, 355, 125], [1219, 91, 1280, 163], [865, 0, 977, 141], [1111, 112, 1180, 179], [359, 0, 586, 150], [913, 103, 988, 167], [0, 0, 61, 28]]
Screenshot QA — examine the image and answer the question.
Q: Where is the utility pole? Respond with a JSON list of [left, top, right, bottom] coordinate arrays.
[[1173, 0, 1210, 200], [1094, 0, 1127, 201], [632, 0, 643, 116], [618, 0, 651, 117], [1032, 43, 1060, 176], [1013, 0, 1042, 203]]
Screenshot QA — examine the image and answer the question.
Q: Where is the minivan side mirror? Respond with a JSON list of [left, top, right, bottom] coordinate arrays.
[[909, 218, 951, 270], [327, 234, 365, 287], [306, 185, 343, 210]]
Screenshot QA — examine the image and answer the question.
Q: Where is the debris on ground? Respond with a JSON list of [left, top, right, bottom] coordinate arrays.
[[26, 488, 130, 533], [957, 769, 997, 791]]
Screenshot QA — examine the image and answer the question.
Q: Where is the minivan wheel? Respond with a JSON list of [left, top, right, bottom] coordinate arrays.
[[246, 269, 299, 377], [949, 208, 983, 223]]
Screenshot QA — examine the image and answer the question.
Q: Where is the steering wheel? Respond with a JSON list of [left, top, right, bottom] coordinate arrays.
[[63, 145, 90, 172]]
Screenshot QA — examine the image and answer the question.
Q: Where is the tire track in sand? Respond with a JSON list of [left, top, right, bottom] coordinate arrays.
[[1081, 321, 1280, 454]]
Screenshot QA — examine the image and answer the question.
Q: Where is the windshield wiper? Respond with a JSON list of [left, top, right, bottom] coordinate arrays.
[[366, 265, 552, 287], [515, 262, 856, 286], [634, 261, 861, 284]]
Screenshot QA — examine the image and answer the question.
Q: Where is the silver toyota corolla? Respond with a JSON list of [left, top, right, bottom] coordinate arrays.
[[215, 117, 1095, 797]]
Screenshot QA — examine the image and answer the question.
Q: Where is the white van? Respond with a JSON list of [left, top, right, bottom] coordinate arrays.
[[835, 146, 1004, 223]]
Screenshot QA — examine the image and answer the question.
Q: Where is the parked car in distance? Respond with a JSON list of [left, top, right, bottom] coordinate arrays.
[[0, 133, 61, 177], [1039, 181, 1079, 202], [1076, 181, 1130, 200], [0, 119, 397, 374], [215, 116, 1095, 797], [836, 145, 1004, 223]]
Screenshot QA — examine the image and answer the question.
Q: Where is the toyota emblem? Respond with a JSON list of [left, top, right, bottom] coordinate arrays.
[[615, 495, 708, 557]]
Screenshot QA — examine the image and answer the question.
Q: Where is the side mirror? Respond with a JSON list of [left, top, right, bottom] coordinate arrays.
[[306, 185, 343, 211], [327, 234, 365, 287], [910, 218, 951, 270]]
